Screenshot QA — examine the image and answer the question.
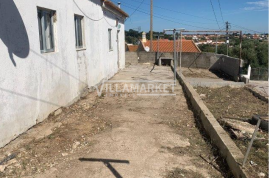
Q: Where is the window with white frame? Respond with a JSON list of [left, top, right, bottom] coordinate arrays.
[[74, 15, 84, 49], [108, 29, 112, 51], [37, 8, 55, 53]]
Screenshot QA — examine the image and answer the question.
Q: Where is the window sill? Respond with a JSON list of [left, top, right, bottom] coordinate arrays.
[[41, 51, 57, 54], [76, 47, 86, 51]]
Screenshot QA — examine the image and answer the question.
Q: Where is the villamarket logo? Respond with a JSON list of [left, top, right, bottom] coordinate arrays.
[[95, 80, 176, 97]]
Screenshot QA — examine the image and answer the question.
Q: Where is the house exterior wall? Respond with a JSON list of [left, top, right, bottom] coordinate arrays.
[[0, 0, 126, 147]]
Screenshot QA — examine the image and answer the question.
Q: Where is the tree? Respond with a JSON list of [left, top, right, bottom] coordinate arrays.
[[256, 42, 269, 67]]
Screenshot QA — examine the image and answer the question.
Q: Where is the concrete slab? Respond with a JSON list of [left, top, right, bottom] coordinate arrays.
[[186, 77, 245, 88], [247, 80, 269, 99]]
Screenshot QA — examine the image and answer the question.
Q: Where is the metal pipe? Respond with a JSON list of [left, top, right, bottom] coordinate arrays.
[[179, 31, 182, 74], [215, 33, 218, 54], [157, 35, 160, 62], [150, 0, 153, 52], [176, 33, 179, 68], [239, 31, 242, 60], [182, 30, 240, 33], [239, 31, 243, 80], [242, 117, 261, 167], [173, 29, 176, 85]]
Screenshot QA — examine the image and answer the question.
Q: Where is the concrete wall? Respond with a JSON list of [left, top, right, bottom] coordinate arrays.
[[126, 51, 241, 81], [138, 52, 156, 63], [127, 51, 222, 68], [212, 56, 241, 81], [0, 0, 126, 147], [125, 52, 138, 66]]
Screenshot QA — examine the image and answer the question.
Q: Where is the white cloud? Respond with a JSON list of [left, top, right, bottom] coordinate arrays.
[[244, 0, 269, 11]]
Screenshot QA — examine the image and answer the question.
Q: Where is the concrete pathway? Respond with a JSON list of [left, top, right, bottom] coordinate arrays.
[[36, 65, 224, 178], [1, 65, 226, 178]]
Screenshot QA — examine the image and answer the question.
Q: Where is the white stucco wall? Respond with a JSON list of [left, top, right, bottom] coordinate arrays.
[[0, 0, 126, 147]]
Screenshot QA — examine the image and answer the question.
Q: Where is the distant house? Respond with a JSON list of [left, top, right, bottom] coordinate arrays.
[[252, 34, 260, 40], [138, 32, 201, 53]]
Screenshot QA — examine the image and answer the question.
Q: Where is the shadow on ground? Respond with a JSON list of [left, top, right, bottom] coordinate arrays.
[[79, 158, 130, 178]]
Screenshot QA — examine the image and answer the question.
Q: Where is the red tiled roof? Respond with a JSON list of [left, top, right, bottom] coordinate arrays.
[[142, 40, 201, 53], [127, 45, 138, 52]]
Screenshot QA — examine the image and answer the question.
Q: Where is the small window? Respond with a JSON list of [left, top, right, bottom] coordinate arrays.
[[108, 29, 112, 51], [37, 8, 55, 53], [74, 15, 84, 49]]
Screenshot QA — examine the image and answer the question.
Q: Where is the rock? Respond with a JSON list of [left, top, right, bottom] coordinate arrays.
[[200, 94, 206, 98], [250, 161, 257, 166], [0, 165, 6, 172], [258, 172, 266, 177], [221, 118, 256, 135], [6, 159, 17, 166], [54, 109, 63, 116], [61, 153, 68, 157], [72, 141, 80, 149]]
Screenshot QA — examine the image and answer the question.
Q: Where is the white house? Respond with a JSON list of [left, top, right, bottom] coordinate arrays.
[[0, 0, 128, 147]]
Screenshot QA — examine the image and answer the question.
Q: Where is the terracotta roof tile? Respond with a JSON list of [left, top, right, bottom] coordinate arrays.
[[127, 45, 138, 52], [142, 40, 200, 53]]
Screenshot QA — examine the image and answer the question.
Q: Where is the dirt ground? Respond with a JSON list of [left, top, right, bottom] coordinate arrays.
[[181, 68, 220, 79], [196, 87, 269, 177], [0, 65, 230, 178]]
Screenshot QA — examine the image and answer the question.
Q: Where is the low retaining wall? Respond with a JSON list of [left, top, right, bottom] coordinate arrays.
[[173, 66, 249, 178], [126, 51, 242, 81]]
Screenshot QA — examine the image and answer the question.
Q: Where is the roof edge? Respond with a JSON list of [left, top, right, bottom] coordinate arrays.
[[192, 40, 201, 53], [102, 0, 129, 18]]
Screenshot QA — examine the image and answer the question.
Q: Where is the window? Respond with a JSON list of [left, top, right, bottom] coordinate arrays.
[[108, 29, 112, 51], [37, 8, 55, 53], [74, 15, 84, 49]]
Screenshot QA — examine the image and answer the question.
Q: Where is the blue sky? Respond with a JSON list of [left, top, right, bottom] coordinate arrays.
[[114, 0, 269, 34]]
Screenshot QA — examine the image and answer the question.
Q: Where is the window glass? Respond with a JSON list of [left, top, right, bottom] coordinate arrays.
[[74, 15, 83, 48], [37, 8, 55, 53], [37, 11, 43, 50], [108, 29, 112, 50]]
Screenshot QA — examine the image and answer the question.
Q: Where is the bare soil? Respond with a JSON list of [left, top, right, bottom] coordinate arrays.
[[196, 86, 269, 177], [182, 68, 220, 79], [0, 65, 230, 178], [0, 91, 112, 177]]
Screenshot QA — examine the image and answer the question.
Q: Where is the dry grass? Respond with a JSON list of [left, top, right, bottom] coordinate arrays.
[[196, 86, 269, 177]]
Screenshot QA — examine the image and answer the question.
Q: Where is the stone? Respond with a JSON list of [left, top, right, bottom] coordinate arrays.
[[61, 153, 68, 157], [72, 141, 80, 149], [250, 161, 257, 166], [0, 165, 6, 172], [200, 94, 206, 98], [221, 118, 256, 134], [54, 109, 63, 116], [258, 172, 265, 177]]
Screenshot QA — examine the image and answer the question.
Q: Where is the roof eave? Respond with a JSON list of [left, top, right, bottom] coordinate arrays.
[[102, 0, 129, 18]]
